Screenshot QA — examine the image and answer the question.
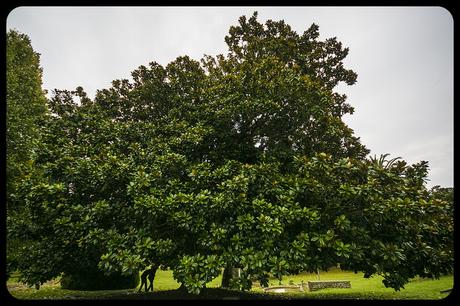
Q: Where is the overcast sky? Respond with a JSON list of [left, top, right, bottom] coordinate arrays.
[[7, 6, 453, 188]]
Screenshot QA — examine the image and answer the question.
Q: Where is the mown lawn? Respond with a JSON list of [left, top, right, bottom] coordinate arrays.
[[7, 268, 453, 300]]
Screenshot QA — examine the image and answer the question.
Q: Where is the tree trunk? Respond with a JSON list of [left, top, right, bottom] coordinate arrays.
[[221, 263, 241, 288], [221, 263, 232, 288]]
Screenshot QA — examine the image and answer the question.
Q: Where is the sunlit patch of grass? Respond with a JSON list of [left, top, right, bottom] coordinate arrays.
[[136, 268, 223, 292], [251, 267, 454, 300]]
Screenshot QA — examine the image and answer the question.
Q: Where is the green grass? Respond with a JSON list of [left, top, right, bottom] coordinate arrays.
[[139, 268, 223, 291], [7, 268, 453, 300], [252, 268, 454, 300]]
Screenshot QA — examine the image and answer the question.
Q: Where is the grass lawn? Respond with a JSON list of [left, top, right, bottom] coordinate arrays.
[[7, 268, 453, 300]]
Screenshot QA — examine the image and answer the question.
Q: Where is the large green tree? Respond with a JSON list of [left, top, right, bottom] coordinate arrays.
[[9, 13, 453, 294]]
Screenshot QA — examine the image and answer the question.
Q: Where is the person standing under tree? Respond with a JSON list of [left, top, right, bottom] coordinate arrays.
[[138, 264, 159, 292]]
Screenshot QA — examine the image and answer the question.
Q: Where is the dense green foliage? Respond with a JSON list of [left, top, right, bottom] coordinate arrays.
[[7, 13, 453, 294], [6, 30, 48, 209], [6, 29, 48, 280]]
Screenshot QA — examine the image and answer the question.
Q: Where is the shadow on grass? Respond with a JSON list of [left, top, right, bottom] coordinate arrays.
[[78, 288, 289, 300]]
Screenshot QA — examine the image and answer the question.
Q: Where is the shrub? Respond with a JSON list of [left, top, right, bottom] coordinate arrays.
[[60, 269, 139, 290]]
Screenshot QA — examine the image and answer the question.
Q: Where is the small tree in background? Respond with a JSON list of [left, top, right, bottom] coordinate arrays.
[[6, 30, 48, 279], [6, 30, 48, 209]]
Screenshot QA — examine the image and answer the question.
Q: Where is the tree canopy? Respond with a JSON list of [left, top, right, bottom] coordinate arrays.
[[8, 13, 453, 294]]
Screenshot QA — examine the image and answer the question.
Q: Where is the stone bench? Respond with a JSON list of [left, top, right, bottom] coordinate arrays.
[[306, 280, 351, 291]]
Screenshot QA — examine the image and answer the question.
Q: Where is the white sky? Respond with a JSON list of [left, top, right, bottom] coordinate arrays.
[[7, 6, 454, 188]]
